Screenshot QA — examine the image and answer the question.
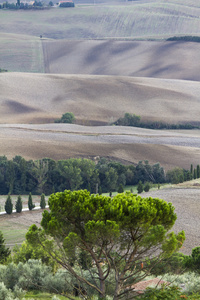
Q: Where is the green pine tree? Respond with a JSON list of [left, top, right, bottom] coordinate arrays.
[[5, 194, 13, 214], [28, 193, 35, 211], [15, 195, 22, 213], [40, 193, 46, 209]]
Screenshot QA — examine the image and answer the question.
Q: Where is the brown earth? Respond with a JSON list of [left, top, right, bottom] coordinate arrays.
[[0, 124, 200, 170], [1, 72, 200, 125], [42, 39, 200, 81], [1, 72, 200, 169]]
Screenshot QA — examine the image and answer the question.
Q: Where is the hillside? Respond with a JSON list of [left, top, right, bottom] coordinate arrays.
[[1, 1, 200, 40], [1, 72, 200, 125], [42, 39, 200, 81]]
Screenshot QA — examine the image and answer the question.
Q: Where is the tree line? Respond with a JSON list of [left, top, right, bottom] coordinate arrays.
[[0, 155, 198, 195], [113, 112, 199, 129], [4, 193, 46, 214], [0, 156, 167, 195]]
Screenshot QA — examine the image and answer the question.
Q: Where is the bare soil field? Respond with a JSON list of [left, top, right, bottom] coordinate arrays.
[[1, 72, 200, 169], [1, 1, 200, 40], [144, 186, 200, 255], [0, 124, 200, 170], [1, 72, 200, 125], [42, 39, 200, 81]]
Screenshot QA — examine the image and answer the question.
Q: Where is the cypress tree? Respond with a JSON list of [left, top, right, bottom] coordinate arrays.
[[5, 194, 13, 214], [197, 165, 200, 179], [15, 195, 23, 213], [137, 181, 144, 194], [28, 192, 35, 211], [40, 193, 46, 209], [194, 168, 197, 180], [190, 164, 193, 179]]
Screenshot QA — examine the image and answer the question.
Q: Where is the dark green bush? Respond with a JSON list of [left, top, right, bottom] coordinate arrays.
[[54, 112, 75, 123]]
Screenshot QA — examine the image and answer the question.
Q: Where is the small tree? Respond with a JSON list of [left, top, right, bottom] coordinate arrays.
[[40, 193, 46, 209], [26, 190, 185, 300], [118, 183, 124, 193], [5, 194, 13, 214], [144, 182, 151, 192], [0, 231, 10, 263], [28, 193, 35, 211], [15, 195, 22, 213], [137, 180, 144, 193], [54, 112, 75, 124]]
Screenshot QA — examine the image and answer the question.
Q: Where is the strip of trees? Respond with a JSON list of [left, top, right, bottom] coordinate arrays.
[[0, 155, 197, 196]]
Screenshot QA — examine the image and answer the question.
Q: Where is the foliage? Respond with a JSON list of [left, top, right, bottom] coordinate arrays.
[[15, 195, 22, 213], [139, 285, 186, 300], [5, 193, 13, 214], [54, 112, 75, 124], [40, 193, 46, 209], [163, 272, 200, 295], [114, 113, 141, 126], [117, 183, 124, 193], [150, 252, 187, 275], [166, 167, 185, 184], [185, 246, 200, 272], [137, 180, 143, 193], [113, 113, 199, 130], [167, 36, 200, 42], [59, 1, 74, 7], [26, 190, 185, 299], [28, 193, 35, 211], [0, 155, 197, 195], [0, 230, 11, 263], [144, 182, 151, 192]]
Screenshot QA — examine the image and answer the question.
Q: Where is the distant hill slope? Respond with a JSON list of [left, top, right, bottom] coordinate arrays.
[[1, 72, 200, 125], [1, 1, 200, 39], [0, 123, 200, 170], [43, 39, 200, 81]]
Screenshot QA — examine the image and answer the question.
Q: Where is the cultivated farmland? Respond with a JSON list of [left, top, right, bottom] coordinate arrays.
[[1, 0, 200, 261]]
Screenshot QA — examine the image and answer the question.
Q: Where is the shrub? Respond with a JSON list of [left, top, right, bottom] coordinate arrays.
[[144, 182, 151, 192], [118, 184, 124, 193], [137, 181, 143, 193], [54, 112, 75, 124]]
